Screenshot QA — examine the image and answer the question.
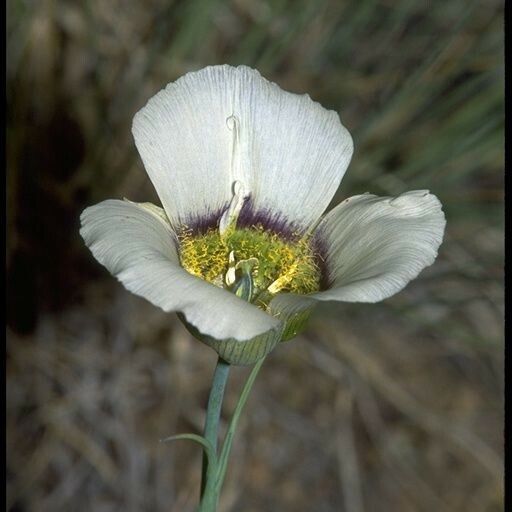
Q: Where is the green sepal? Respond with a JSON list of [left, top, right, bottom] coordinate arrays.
[[178, 313, 284, 366], [267, 296, 316, 342], [279, 306, 315, 341]]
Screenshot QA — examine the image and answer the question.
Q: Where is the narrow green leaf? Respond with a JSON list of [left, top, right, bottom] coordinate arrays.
[[160, 433, 218, 479]]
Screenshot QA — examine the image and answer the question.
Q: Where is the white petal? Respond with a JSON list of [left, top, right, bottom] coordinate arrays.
[[310, 191, 446, 302], [132, 67, 236, 230], [80, 200, 280, 341], [232, 66, 353, 233], [132, 65, 353, 233], [122, 198, 171, 228]]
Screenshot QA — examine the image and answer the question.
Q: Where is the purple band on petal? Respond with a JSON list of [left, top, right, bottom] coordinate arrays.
[[179, 197, 329, 289], [183, 197, 306, 240], [312, 230, 331, 291], [182, 204, 228, 235], [236, 197, 302, 241]]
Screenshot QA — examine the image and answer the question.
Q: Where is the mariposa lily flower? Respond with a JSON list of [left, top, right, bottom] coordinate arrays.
[[80, 65, 445, 365]]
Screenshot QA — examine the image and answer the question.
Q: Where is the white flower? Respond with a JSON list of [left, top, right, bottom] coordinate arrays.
[[80, 65, 446, 365]]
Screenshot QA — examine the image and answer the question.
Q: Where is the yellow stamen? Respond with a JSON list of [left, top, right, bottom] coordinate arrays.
[[177, 225, 320, 307]]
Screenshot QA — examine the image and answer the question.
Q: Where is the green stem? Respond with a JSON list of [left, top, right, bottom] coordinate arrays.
[[200, 357, 230, 499], [214, 356, 266, 497], [199, 356, 267, 512]]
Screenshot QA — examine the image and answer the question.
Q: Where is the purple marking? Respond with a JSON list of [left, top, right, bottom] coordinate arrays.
[[237, 196, 330, 290], [179, 196, 330, 290], [312, 229, 331, 291], [236, 197, 302, 241], [181, 204, 228, 235]]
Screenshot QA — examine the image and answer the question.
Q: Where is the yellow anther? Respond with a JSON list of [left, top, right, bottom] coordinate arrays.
[[177, 224, 320, 308]]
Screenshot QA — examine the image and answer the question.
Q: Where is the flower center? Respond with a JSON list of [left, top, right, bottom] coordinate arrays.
[[178, 225, 321, 308]]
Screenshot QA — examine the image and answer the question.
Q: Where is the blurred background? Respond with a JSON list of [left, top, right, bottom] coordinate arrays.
[[6, 0, 504, 511]]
